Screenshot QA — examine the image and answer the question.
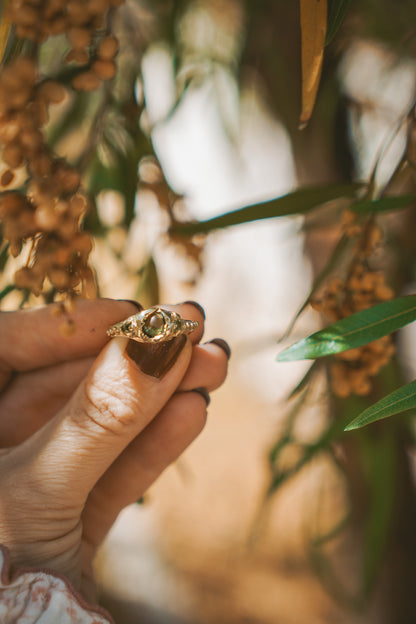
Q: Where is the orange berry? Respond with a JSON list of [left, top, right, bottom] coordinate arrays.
[[35, 204, 61, 230], [14, 266, 33, 289], [70, 193, 87, 217], [47, 16, 68, 36], [341, 210, 356, 225], [98, 35, 119, 60], [0, 192, 27, 217], [336, 347, 361, 362], [92, 59, 116, 80], [38, 81, 66, 104], [52, 246, 72, 265], [58, 219, 77, 239], [345, 224, 362, 237], [1, 169, 15, 187], [17, 6, 38, 28], [328, 277, 344, 294], [331, 377, 351, 398], [57, 167, 80, 193], [67, 1, 88, 26], [9, 239, 22, 257], [0, 118, 20, 142], [310, 299, 324, 312], [20, 128, 43, 152], [3, 142, 24, 169], [88, 0, 110, 14], [65, 49, 90, 65], [29, 152, 53, 177], [71, 231, 92, 259], [375, 284, 394, 301], [72, 71, 101, 91], [67, 27, 92, 50], [14, 57, 37, 83], [49, 267, 70, 289], [350, 371, 372, 396], [367, 224, 382, 249]]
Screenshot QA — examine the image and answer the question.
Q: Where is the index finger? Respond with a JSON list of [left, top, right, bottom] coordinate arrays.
[[0, 299, 204, 379]]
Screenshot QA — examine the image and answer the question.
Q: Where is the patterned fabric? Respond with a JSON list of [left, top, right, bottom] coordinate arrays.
[[0, 544, 114, 623]]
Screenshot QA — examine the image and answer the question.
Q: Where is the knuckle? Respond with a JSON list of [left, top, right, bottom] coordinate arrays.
[[77, 378, 141, 435]]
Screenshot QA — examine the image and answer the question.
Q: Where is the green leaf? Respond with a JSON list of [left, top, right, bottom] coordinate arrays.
[[286, 360, 321, 400], [351, 194, 416, 214], [0, 284, 14, 301], [345, 379, 416, 430], [0, 242, 9, 272], [170, 183, 363, 236], [277, 294, 416, 361], [325, 0, 353, 45]]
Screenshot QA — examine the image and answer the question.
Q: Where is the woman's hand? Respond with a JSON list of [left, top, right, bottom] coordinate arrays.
[[0, 299, 229, 601]]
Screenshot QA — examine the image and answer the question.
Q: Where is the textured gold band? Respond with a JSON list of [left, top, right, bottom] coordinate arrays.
[[107, 307, 199, 343]]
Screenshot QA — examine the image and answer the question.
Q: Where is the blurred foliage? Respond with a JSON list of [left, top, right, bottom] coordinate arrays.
[[1, 0, 416, 619]]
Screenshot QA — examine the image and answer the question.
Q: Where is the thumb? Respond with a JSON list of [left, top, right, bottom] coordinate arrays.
[[20, 333, 191, 503]]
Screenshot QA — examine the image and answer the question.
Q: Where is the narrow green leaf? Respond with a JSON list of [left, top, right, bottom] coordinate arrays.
[[351, 194, 416, 214], [325, 0, 352, 45], [345, 379, 416, 430], [286, 360, 321, 400], [171, 183, 363, 236], [0, 284, 14, 301], [0, 242, 9, 271], [277, 294, 416, 361]]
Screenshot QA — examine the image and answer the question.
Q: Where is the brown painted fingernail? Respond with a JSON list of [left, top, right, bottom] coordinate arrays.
[[208, 338, 231, 359], [126, 335, 186, 378], [191, 387, 211, 406], [119, 300, 143, 313], [182, 300, 206, 320]]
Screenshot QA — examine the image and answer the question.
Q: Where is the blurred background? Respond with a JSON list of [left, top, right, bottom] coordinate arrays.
[[2, 1, 416, 622]]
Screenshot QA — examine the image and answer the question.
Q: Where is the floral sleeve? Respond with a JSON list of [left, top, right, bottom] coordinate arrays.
[[0, 545, 114, 624]]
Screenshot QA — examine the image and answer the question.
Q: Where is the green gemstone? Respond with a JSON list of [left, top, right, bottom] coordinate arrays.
[[143, 312, 165, 337], [121, 321, 134, 335]]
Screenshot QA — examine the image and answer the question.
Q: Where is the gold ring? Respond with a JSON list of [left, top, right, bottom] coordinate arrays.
[[107, 307, 199, 343]]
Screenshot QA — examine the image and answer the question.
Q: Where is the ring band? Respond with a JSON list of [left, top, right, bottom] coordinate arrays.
[[107, 307, 199, 343]]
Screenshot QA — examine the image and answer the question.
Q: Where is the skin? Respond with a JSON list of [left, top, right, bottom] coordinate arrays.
[[0, 299, 229, 602]]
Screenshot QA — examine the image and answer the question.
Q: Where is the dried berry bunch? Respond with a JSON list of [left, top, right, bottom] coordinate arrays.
[[311, 212, 395, 398], [0, 0, 124, 307], [7, 0, 122, 90], [140, 157, 206, 281]]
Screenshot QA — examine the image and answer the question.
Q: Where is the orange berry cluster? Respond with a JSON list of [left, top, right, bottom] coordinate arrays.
[[71, 34, 119, 91], [6, 0, 122, 92], [0, 0, 125, 302], [7, 0, 123, 42], [0, 57, 66, 185], [0, 56, 91, 294], [311, 214, 395, 398], [0, 55, 94, 296], [140, 157, 206, 280]]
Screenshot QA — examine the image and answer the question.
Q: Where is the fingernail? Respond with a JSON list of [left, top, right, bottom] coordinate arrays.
[[190, 387, 211, 406], [126, 335, 187, 378], [182, 300, 206, 320], [119, 299, 143, 313], [208, 338, 231, 359]]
